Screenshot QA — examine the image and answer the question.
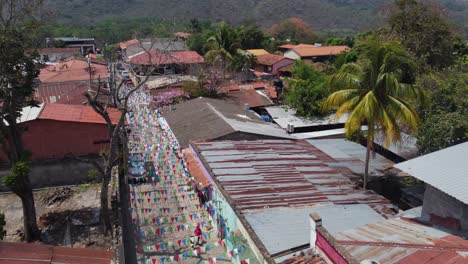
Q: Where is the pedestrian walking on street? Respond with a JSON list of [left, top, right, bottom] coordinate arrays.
[[194, 224, 204, 245]]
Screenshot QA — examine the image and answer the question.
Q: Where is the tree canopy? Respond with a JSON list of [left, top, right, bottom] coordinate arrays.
[[416, 60, 468, 154], [323, 39, 420, 188], [387, 0, 456, 68], [285, 61, 327, 117]]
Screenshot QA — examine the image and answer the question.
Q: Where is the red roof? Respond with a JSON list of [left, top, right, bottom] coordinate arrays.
[[228, 89, 274, 108], [184, 148, 211, 189], [39, 58, 109, 83], [35, 82, 90, 104], [221, 81, 278, 100], [39, 103, 120, 124], [291, 45, 350, 57], [278, 44, 297, 49], [119, 38, 140, 49], [257, 54, 292, 66], [128, 50, 204, 65], [37, 48, 81, 55], [0, 241, 113, 264]]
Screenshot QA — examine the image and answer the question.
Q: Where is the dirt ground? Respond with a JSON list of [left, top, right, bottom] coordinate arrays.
[[0, 184, 112, 250]]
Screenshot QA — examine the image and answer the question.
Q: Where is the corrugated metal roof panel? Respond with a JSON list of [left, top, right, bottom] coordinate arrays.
[[243, 204, 384, 255], [18, 104, 44, 123], [0, 241, 113, 264], [194, 140, 394, 213], [333, 216, 468, 264], [394, 142, 468, 204], [307, 139, 394, 176], [39, 103, 120, 124]]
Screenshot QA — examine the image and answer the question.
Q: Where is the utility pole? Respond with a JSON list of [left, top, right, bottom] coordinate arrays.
[[87, 57, 93, 92]]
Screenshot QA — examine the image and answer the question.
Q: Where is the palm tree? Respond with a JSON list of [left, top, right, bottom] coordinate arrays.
[[322, 39, 421, 189], [205, 22, 240, 77]]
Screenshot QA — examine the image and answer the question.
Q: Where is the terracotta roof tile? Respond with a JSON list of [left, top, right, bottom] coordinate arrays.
[[292, 45, 350, 57], [39, 103, 120, 124], [257, 54, 292, 66], [129, 50, 204, 65], [39, 58, 109, 83]]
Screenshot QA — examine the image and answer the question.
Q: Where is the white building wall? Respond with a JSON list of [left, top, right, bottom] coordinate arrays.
[[283, 50, 301, 60]]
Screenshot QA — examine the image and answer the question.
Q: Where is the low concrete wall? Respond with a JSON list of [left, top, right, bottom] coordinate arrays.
[[0, 157, 102, 192], [422, 184, 468, 231]]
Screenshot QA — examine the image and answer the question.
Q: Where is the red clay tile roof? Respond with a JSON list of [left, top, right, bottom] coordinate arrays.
[[39, 58, 109, 83], [39, 103, 120, 124], [129, 50, 204, 65], [184, 148, 211, 189], [292, 45, 350, 57], [37, 48, 81, 55], [257, 54, 292, 66], [0, 241, 113, 264], [119, 38, 140, 49], [278, 44, 297, 49], [220, 81, 278, 100]]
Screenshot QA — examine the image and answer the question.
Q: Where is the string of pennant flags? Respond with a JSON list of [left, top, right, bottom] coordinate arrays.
[[137, 230, 215, 250], [130, 195, 198, 206], [131, 204, 205, 214], [144, 245, 247, 264], [126, 86, 252, 264], [132, 211, 208, 226], [138, 220, 211, 236]]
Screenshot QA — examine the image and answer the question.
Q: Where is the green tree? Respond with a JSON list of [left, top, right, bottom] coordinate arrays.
[[387, 0, 455, 68], [416, 61, 468, 154], [237, 23, 266, 50], [322, 39, 420, 189], [285, 61, 327, 117], [205, 22, 241, 76], [0, 0, 42, 242]]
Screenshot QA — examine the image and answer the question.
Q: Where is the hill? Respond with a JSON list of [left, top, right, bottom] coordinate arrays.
[[45, 0, 467, 35]]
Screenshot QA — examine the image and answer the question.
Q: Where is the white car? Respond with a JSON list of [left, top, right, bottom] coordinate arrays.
[[121, 70, 130, 78]]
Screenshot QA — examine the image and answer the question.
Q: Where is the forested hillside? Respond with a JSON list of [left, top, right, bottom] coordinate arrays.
[[45, 0, 467, 34]]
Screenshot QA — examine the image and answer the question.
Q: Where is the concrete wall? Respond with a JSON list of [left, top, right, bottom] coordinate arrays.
[[0, 157, 101, 191], [0, 119, 110, 162], [422, 184, 468, 231]]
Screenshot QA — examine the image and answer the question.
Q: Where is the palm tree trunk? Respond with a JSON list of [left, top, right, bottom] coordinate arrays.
[[364, 136, 371, 190]]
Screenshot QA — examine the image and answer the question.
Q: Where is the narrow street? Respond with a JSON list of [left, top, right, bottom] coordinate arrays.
[[125, 84, 231, 264]]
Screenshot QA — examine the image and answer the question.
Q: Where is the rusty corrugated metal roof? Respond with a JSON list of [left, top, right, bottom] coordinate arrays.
[[193, 140, 394, 214], [0, 241, 113, 264], [333, 216, 468, 264]]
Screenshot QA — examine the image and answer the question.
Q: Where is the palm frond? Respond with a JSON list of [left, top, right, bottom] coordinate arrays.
[[322, 89, 359, 111], [386, 96, 419, 131]]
